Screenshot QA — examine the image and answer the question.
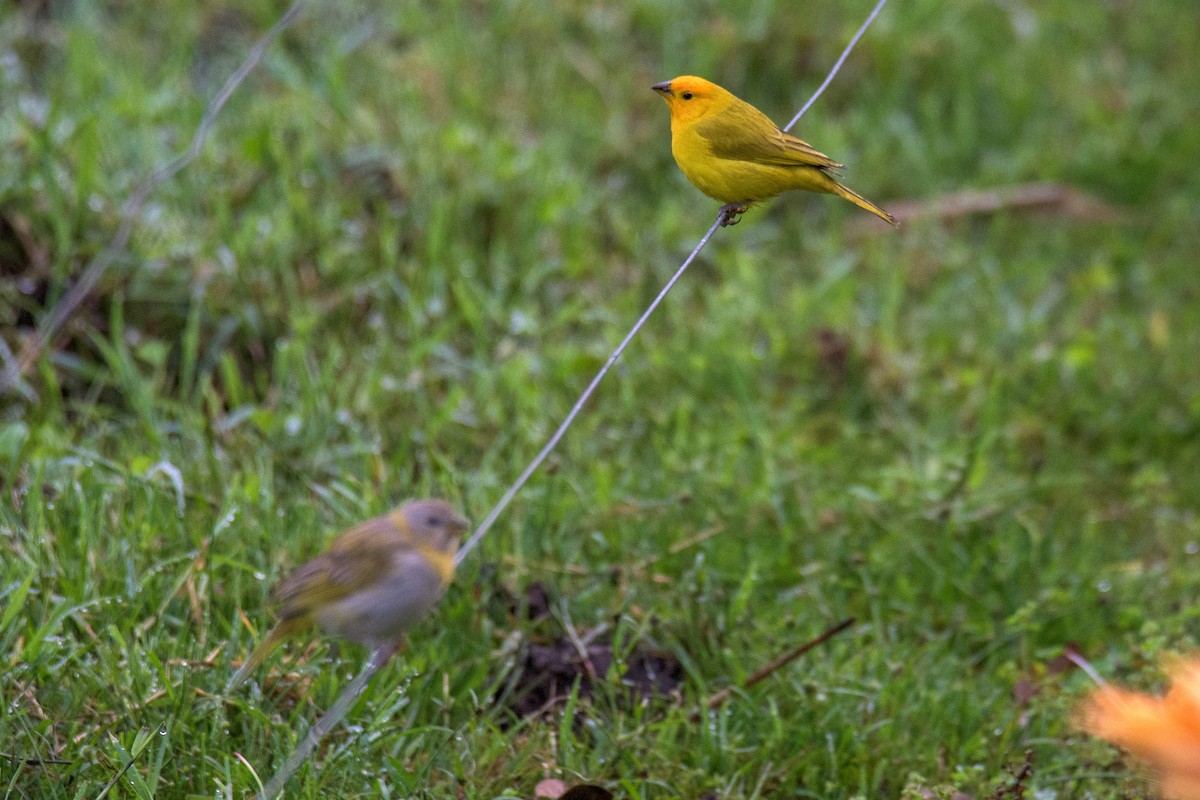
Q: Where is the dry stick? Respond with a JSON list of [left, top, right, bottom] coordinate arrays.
[[0, 0, 306, 393], [255, 1, 890, 794], [705, 618, 856, 710]]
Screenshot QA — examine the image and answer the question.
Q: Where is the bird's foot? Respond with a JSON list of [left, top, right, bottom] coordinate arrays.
[[717, 203, 750, 227]]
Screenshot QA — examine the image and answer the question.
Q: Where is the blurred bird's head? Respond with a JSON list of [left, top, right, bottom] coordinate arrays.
[[395, 499, 470, 554]]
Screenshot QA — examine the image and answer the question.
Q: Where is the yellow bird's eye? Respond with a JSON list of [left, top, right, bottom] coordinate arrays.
[[681, 91, 693, 100]]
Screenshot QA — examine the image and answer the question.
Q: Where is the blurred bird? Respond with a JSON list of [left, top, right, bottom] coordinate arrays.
[[652, 75, 896, 227], [226, 498, 469, 691], [1080, 657, 1200, 800]]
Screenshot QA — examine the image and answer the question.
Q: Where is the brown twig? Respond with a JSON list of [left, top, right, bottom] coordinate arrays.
[[706, 618, 856, 710], [856, 182, 1124, 230]]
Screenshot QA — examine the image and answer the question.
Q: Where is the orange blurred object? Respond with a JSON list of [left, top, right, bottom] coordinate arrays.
[[1081, 659, 1200, 799]]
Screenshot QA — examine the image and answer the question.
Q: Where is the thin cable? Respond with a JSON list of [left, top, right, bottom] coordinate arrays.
[[457, 0, 889, 565], [2, 1, 306, 391], [784, 0, 889, 133], [256, 642, 398, 799], [456, 217, 722, 564]]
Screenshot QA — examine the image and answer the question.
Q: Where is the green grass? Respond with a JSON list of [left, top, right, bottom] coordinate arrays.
[[3, 0, 1200, 797]]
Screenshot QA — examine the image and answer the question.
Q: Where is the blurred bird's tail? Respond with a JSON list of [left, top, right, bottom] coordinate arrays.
[[831, 181, 897, 226], [224, 626, 285, 692]]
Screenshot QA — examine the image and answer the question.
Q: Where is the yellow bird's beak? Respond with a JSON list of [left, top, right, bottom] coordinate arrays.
[[651, 81, 672, 96]]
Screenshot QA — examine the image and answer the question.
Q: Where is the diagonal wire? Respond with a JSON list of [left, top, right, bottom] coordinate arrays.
[[253, 642, 398, 800], [784, 0, 889, 133], [456, 0, 890, 565], [0, 0, 306, 393], [454, 216, 722, 565]]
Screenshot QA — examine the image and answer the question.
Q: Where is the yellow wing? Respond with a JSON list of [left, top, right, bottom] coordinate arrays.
[[271, 515, 403, 619], [694, 98, 843, 170]]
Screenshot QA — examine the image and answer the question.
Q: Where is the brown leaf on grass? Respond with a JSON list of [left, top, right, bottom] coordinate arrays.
[[1079, 658, 1200, 799]]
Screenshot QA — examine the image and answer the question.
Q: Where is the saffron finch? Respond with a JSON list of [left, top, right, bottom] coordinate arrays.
[[652, 75, 896, 227], [226, 498, 469, 690]]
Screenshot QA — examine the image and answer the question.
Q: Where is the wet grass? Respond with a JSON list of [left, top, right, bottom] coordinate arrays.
[[2, 0, 1199, 797]]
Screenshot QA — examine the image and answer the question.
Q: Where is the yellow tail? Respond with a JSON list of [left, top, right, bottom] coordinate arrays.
[[224, 622, 293, 692], [831, 181, 897, 226]]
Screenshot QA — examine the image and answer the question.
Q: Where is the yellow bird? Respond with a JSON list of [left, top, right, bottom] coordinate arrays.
[[226, 498, 469, 691], [652, 75, 896, 227]]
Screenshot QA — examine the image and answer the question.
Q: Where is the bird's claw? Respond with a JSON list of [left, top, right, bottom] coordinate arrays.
[[718, 203, 749, 227]]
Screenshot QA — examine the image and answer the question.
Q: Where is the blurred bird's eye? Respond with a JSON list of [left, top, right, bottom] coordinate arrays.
[[681, 92, 693, 100], [427, 516, 440, 527]]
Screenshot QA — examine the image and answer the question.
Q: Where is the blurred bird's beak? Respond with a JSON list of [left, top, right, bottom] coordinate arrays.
[[651, 81, 672, 96], [451, 512, 471, 531]]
